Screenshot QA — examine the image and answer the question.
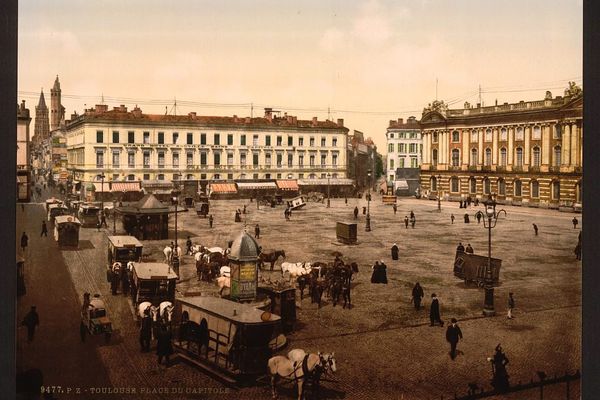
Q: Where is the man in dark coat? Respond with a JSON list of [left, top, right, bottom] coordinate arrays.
[[572, 217, 578, 229], [139, 311, 152, 352], [393, 204, 397, 214], [476, 212, 482, 224], [208, 214, 214, 228], [410, 210, 415, 220], [391, 243, 399, 260], [412, 282, 424, 310], [532, 223, 538, 235], [21, 232, 29, 253], [451, 214, 455, 224], [490, 344, 510, 392], [353, 206, 359, 219], [446, 318, 463, 360], [22, 306, 40, 342], [464, 213, 470, 223], [255, 224, 260, 239], [156, 324, 174, 366], [465, 244, 474, 254], [186, 236, 193, 255], [40, 221, 48, 237], [429, 294, 444, 327], [456, 242, 465, 253], [404, 216, 409, 229], [110, 268, 120, 295]]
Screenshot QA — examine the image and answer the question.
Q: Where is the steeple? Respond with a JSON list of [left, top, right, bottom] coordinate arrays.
[[37, 89, 47, 109], [53, 75, 60, 90], [34, 88, 50, 141], [50, 75, 64, 130]]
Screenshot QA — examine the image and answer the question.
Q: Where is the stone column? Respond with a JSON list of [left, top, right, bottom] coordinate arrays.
[[462, 129, 469, 166], [478, 129, 483, 165], [508, 126, 514, 165], [492, 128, 499, 165], [423, 133, 429, 164], [541, 124, 550, 165], [524, 126, 530, 165], [570, 122, 578, 167], [578, 124, 583, 166], [562, 123, 570, 166]]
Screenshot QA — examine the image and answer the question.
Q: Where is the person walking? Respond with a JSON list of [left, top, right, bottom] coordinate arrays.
[[100, 211, 107, 228], [393, 204, 397, 215], [456, 242, 465, 253], [464, 213, 470, 223], [139, 311, 152, 352], [476, 212, 482, 224], [40, 221, 48, 237], [445, 318, 463, 360], [186, 236, 193, 255], [532, 223, 538, 236], [22, 306, 40, 342], [411, 282, 424, 310], [410, 210, 415, 220], [156, 324, 174, 366], [391, 243, 399, 260], [242, 204, 246, 214], [429, 294, 444, 327], [410, 215, 416, 229], [208, 214, 213, 228], [507, 292, 515, 319], [20, 232, 29, 253], [572, 217, 578, 229], [353, 206, 359, 220], [451, 214, 455, 224], [465, 244, 474, 254], [255, 224, 260, 239], [404, 216, 409, 229]]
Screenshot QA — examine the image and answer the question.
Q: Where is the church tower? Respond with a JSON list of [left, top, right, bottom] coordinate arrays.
[[34, 89, 49, 143], [50, 75, 65, 130]]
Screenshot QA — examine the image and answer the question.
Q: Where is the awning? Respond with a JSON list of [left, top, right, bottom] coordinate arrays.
[[298, 178, 355, 186], [141, 180, 175, 189], [395, 180, 409, 190], [276, 180, 299, 191], [111, 182, 141, 192], [236, 182, 277, 190], [210, 183, 238, 193], [93, 183, 112, 192]]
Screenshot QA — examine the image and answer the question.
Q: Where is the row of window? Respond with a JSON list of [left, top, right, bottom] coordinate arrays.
[[388, 132, 419, 139], [430, 125, 563, 144], [387, 143, 422, 154], [94, 150, 339, 168], [389, 158, 419, 169], [95, 130, 339, 147], [431, 176, 562, 199], [433, 145, 562, 167], [105, 172, 341, 181]]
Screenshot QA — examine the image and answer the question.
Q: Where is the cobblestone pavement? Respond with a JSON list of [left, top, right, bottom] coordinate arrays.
[[18, 190, 581, 399]]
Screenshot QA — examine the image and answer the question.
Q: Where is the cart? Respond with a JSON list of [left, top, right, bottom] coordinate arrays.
[[106, 235, 144, 281], [47, 203, 69, 223], [130, 262, 178, 307], [453, 251, 502, 287], [45, 197, 63, 212], [81, 295, 112, 343], [78, 203, 101, 227], [286, 196, 307, 210], [54, 215, 81, 247]]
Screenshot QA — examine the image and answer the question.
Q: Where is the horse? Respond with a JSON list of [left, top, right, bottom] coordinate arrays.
[[259, 250, 286, 271], [219, 266, 231, 278], [296, 274, 312, 300], [329, 277, 343, 307], [138, 301, 157, 321], [268, 351, 336, 400], [163, 246, 173, 264], [216, 276, 230, 296], [158, 301, 174, 324]]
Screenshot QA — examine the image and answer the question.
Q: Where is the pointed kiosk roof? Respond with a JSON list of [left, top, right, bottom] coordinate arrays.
[[229, 231, 260, 262], [136, 193, 168, 210]]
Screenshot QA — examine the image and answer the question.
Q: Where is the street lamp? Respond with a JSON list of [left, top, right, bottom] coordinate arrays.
[[99, 174, 106, 212], [172, 174, 182, 276], [113, 198, 117, 235], [437, 174, 442, 212], [475, 196, 506, 317], [366, 169, 372, 232], [326, 173, 331, 208]]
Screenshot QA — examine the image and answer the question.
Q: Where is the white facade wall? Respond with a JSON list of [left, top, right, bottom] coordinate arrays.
[[385, 127, 422, 181]]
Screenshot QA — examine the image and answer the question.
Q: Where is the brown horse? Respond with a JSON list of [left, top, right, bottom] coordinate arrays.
[[259, 250, 286, 271]]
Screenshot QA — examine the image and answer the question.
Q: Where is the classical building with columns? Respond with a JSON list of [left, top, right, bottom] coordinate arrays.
[[420, 83, 582, 210], [64, 105, 348, 187]]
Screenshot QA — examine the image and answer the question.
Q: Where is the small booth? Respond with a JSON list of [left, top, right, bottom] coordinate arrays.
[[173, 296, 284, 381], [47, 203, 69, 223], [141, 180, 174, 202], [117, 194, 182, 240], [336, 222, 358, 244], [256, 286, 296, 333], [454, 251, 502, 287], [54, 215, 81, 247], [228, 231, 260, 302], [130, 262, 178, 307], [77, 203, 101, 227]]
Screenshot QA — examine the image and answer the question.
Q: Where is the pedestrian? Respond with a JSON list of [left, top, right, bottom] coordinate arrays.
[[465, 243, 474, 254], [20, 232, 29, 253], [507, 292, 515, 319], [156, 324, 174, 366], [255, 224, 260, 239], [410, 210, 415, 220], [97, 220, 101, 232], [464, 213, 470, 223], [456, 242, 465, 253], [474, 198, 479, 207], [100, 211, 108, 228], [110, 267, 120, 295], [490, 344, 510, 392], [40, 221, 48, 237], [139, 310, 152, 352], [362, 206, 367, 215], [186, 236, 193, 255], [459, 200, 463, 208], [410, 216, 416, 229], [208, 214, 214, 228], [353, 206, 359, 220], [532, 223, 538, 236], [429, 294, 444, 327], [243, 205, 246, 214], [391, 243, 399, 260], [284, 208, 290, 221], [404, 216, 409, 229], [411, 282, 424, 310], [446, 318, 463, 360], [451, 214, 455, 224], [345, 197, 348, 205], [572, 217, 578, 229], [393, 204, 397, 215], [476, 212, 482, 224], [22, 306, 40, 342], [121, 268, 130, 296]]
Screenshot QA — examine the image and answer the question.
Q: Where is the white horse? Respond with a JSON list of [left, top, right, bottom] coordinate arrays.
[[111, 261, 122, 274], [268, 351, 337, 400], [191, 244, 204, 255], [219, 266, 231, 278], [216, 276, 230, 296], [126, 261, 134, 272], [281, 262, 312, 283], [138, 301, 157, 320], [163, 246, 173, 264], [158, 301, 174, 323]]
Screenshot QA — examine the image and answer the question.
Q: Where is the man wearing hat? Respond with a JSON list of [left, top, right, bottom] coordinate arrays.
[[22, 306, 40, 342], [446, 318, 463, 360], [391, 243, 399, 260], [429, 294, 444, 327], [507, 293, 515, 319]]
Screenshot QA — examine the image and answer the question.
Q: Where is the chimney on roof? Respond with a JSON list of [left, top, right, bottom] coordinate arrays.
[[264, 107, 273, 122], [287, 115, 293, 123], [464, 102, 471, 109], [96, 104, 108, 113], [188, 111, 196, 119], [71, 111, 78, 120], [408, 116, 417, 123], [245, 117, 251, 123], [312, 117, 318, 126], [20, 100, 26, 111], [337, 118, 344, 127], [389, 120, 394, 127], [132, 106, 142, 118], [233, 115, 238, 122], [397, 118, 403, 125], [476, 103, 481, 108]]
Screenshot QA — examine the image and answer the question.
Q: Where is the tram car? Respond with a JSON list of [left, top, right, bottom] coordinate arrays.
[[173, 296, 285, 383], [45, 197, 63, 212], [78, 203, 101, 227], [130, 262, 177, 307], [107, 236, 143, 268], [54, 215, 81, 247], [286, 195, 307, 210], [81, 294, 112, 342], [195, 194, 210, 217], [47, 203, 69, 223], [453, 251, 502, 287]]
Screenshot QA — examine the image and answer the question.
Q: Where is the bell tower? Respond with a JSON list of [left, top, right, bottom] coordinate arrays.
[[50, 75, 65, 130]]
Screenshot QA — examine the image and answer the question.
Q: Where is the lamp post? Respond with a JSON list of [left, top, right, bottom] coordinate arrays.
[[113, 199, 117, 234], [437, 174, 442, 212], [172, 174, 182, 276], [366, 169, 372, 232], [99, 174, 105, 212], [475, 196, 506, 317], [326, 173, 331, 208]]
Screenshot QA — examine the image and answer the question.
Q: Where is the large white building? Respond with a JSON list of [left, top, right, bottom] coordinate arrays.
[[385, 116, 422, 182], [65, 105, 349, 186]]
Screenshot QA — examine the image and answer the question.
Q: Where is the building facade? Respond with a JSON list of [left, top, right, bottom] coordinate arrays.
[[17, 100, 32, 202], [347, 130, 377, 190], [385, 116, 422, 182], [65, 106, 349, 186], [420, 83, 583, 209]]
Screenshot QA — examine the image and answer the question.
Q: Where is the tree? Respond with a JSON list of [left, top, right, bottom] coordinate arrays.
[[375, 154, 384, 179]]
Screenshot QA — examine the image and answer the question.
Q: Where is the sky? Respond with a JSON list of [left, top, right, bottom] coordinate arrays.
[[18, 0, 582, 152]]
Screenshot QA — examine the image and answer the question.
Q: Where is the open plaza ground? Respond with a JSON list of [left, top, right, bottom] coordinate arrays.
[[17, 189, 581, 399]]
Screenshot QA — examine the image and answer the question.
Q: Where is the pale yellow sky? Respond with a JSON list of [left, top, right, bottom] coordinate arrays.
[[18, 0, 582, 151]]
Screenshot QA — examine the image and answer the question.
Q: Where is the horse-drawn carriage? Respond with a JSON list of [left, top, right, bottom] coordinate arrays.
[[306, 192, 325, 203], [77, 203, 101, 227], [54, 215, 81, 247], [195, 194, 210, 217], [130, 262, 178, 309], [45, 197, 63, 212], [81, 294, 112, 343], [173, 296, 285, 383], [47, 203, 69, 224], [453, 251, 502, 287], [106, 236, 143, 280]]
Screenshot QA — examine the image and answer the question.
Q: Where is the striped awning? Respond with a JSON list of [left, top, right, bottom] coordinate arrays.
[[111, 182, 141, 192], [210, 183, 238, 193], [276, 180, 299, 191], [298, 178, 354, 186], [93, 183, 112, 192], [236, 182, 277, 190]]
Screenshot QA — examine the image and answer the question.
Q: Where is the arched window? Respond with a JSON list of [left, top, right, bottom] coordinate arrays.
[[451, 177, 459, 193], [332, 173, 338, 178], [532, 125, 541, 140], [514, 179, 522, 197], [531, 180, 539, 198], [471, 130, 478, 142], [483, 178, 491, 194], [500, 128, 507, 141], [452, 131, 460, 142], [485, 148, 492, 166], [469, 177, 477, 194], [554, 146, 561, 167], [451, 149, 460, 166], [532, 147, 541, 167], [500, 148, 507, 166], [432, 149, 438, 166], [516, 127, 524, 141], [498, 179, 506, 196], [485, 129, 492, 142], [470, 148, 478, 166], [552, 181, 560, 200], [309, 173, 316, 179], [516, 147, 523, 167], [431, 176, 438, 191]]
